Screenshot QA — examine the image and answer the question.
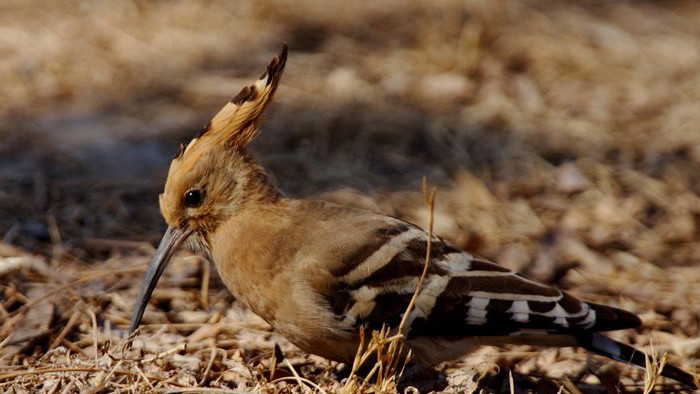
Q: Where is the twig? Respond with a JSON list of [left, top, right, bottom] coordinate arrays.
[[62, 338, 89, 357], [199, 347, 218, 386], [46, 213, 62, 265], [280, 359, 327, 393], [0, 367, 173, 382], [396, 178, 436, 335], [270, 344, 282, 382], [562, 377, 584, 394], [107, 340, 187, 364], [509, 370, 515, 394], [0, 332, 13, 350], [341, 179, 438, 393], [134, 363, 155, 391], [9, 266, 146, 317], [142, 343, 187, 363], [87, 308, 100, 364], [0, 302, 8, 318], [59, 379, 75, 394], [89, 359, 124, 393], [201, 257, 210, 310], [46, 376, 62, 394], [284, 359, 310, 393], [51, 310, 82, 349], [643, 341, 669, 394]]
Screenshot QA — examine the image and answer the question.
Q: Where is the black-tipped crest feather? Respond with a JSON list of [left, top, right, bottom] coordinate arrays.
[[174, 143, 186, 159], [197, 121, 211, 138], [231, 85, 256, 105]]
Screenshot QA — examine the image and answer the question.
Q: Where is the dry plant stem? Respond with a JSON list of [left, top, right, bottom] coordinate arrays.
[[201, 257, 211, 310], [141, 342, 187, 363], [199, 347, 219, 386], [0, 367, 173, 382], [342, 327, 369, 393], [46, 213, 62, 265], [134, 362, 155, 391], [396, 178, 436, 336], [46, 376, 62, 394], [89, 359, 124, 393], [269, 348, 278, 382], [0, 302, 8, 318], [9, 266, 145, 317], [59, 380, 75, 394], [61, 338, 88, 357], [562, 378, 583, 394], [51, 310, 81, 348], [383, 180, 435, 378], [509, 370, 515, 394], [106, 335, 184, 364], [0, 331, 13, 350], [643, 343, 669, 394], [281, 359, 328, 393], [341, 180, 437, 393], [88, 307, 99, 364]]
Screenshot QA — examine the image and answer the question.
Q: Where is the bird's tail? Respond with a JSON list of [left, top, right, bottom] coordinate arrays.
[[578, 332, 697, 389]]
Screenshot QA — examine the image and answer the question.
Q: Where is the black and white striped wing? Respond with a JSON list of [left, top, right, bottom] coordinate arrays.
[[328, 221, 641, 340]]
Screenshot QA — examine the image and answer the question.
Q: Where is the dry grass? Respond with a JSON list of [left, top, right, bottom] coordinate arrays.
[[2, 0, 700, 392], [339, 181, 437, 394]]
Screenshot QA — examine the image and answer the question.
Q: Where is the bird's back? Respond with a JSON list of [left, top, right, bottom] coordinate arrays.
[[278, 199, 642, 364]]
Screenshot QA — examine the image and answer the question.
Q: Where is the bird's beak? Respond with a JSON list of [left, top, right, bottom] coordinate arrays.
[[129, 225, 191, 333]]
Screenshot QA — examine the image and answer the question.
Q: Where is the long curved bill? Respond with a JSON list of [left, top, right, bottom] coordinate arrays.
[[129, 226, 191, 333]]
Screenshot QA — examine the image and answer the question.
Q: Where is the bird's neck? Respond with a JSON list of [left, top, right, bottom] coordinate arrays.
[[207, 196, 295, 321], [235, 152, 283, 205]]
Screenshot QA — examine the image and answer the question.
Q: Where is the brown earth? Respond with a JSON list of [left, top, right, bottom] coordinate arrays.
[[1, 0, 700, 392]]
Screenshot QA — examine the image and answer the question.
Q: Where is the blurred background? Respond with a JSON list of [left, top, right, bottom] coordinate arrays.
[[3, 0, 700, 262], [2, 0, 700, 391]]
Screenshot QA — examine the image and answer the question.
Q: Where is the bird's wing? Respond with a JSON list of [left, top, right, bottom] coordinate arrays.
[[322, 219, 641, 339]]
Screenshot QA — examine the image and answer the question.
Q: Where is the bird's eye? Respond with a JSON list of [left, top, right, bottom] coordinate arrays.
[[184, 189, 203, 207]]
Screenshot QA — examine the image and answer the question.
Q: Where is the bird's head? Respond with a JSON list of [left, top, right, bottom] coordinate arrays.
[[129, 44, 287, 333]]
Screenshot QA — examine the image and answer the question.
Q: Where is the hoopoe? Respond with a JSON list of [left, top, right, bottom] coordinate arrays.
[[130, 44, 697, 389]]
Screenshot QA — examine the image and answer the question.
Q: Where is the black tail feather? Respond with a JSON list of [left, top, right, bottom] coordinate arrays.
[[587, 302, 642, 332], [578, 332, 697, 390]]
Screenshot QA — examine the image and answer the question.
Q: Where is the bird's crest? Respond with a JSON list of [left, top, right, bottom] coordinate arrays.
[[176, 43, 287, 159], [159, 44, 287, 227]]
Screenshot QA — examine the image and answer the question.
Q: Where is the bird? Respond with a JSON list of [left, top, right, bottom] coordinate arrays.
[[129, 44, 697, 389]]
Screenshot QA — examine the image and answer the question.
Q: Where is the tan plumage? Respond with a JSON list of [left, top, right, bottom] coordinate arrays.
[[130, 44, 697, 389]]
